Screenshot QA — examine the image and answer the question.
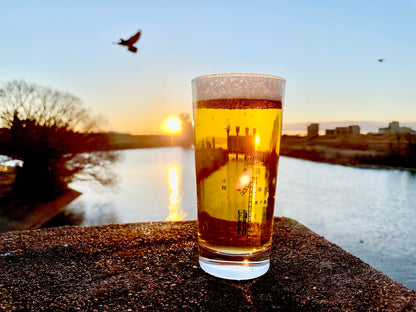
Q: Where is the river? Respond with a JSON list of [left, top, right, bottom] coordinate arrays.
[[67, 147, 416, 289]]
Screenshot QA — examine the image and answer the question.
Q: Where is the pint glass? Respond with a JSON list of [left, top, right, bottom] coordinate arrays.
[[192, 73, 286, 280]]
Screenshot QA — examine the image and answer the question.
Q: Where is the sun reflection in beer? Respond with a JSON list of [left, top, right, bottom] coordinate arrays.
[[255, 135, 260, 150], [166, 165, 187, 221], [235, 168, 253, 191]]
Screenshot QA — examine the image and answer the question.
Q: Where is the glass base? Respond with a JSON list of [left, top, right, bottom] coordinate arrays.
[[199, 256, 270, 280]]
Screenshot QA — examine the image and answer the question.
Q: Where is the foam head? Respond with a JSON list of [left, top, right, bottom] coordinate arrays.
[[192, 73, 286, 103]]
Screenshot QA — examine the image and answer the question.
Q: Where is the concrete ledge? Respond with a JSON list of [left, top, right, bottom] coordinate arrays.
[[0, 217, 415, 311]]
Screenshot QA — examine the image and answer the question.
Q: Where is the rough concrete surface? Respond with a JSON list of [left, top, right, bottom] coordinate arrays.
[[0, 217, 415, 311]]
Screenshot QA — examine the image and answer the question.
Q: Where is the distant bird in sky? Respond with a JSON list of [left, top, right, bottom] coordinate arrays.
[[378, 58, 385, 63], [115, 30, 141, 53]]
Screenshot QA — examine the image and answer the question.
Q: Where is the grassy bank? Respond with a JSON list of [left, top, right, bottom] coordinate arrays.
[[280, 133, 416, 171]]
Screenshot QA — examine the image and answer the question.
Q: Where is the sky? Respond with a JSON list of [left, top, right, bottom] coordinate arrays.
[[1, 0, 416, 135]]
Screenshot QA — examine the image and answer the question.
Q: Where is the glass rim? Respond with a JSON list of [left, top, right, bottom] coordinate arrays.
[[192, 73, 286, 83]]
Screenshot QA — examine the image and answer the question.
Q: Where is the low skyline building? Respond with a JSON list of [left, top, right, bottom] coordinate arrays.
[[307, 123, 319, 137], [379, 121, 415, 134]]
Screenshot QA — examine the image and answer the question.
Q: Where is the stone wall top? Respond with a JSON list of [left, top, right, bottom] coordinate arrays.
[[0, 217, 414, 311]]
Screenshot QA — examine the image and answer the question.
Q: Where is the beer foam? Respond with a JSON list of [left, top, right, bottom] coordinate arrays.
[[192, 73, 286, 102]]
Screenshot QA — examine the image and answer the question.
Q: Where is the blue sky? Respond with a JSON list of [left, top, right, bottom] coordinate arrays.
[[1, 1, 415, 134]]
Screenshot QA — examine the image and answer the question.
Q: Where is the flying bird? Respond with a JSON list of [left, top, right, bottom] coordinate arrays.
[[377, 59, 385, 63], [115, 30, 141, 53]]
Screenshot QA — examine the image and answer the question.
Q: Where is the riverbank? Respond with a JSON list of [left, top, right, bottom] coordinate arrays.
[[107, 132, 416, 171], [107, 133, 191, 149], [280, 133, 416, 171], [0, 168, 15, 198], [0, 187, 81, 232]]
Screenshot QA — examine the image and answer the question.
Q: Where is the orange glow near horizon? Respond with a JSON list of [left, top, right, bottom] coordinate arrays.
[[103, 113, 191, 135]]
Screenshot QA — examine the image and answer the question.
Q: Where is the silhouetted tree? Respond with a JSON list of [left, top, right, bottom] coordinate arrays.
[[0, 80, 119, 202]]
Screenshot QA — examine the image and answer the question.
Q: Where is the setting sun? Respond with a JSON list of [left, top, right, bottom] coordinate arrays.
[[163, 117, 182, 134]]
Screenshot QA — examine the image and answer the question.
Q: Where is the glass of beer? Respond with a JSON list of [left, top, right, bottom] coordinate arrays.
[[192, 73, 286, 280]]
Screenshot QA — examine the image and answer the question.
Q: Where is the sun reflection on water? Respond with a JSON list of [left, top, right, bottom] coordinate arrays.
[[166, 165, 187, 221]]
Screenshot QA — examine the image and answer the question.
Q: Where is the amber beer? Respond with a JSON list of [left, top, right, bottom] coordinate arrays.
[[192, 74, 285, 280]]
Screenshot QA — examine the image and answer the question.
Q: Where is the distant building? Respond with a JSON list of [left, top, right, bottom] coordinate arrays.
[[178, 114, 193, 148], [335, 127, 349, 135], [307, 123, 319, 137], [325, 129, 335, 136], [226, 126, 256, 154], [325, 125, 360, 136], [379, 121, 415, 134], [348, 125, 360, 135]]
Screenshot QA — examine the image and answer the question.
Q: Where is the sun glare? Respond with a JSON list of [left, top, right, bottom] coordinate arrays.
[[164, 117, 182, 134]]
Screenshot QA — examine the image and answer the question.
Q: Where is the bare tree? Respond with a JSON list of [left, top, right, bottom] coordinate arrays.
[[0, 80, 119, 202]]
